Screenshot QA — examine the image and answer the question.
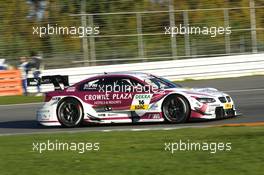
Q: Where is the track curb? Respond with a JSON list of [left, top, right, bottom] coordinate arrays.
[[219, 122, 264, 127]]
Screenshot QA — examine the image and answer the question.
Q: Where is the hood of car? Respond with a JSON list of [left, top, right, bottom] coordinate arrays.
[[167, 87, 227, 98]]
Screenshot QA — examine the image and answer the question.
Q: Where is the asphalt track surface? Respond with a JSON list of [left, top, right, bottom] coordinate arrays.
[[0, 76, 263, 135]]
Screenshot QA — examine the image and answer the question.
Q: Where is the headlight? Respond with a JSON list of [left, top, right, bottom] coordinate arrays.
[[197, 98, 216, 103]]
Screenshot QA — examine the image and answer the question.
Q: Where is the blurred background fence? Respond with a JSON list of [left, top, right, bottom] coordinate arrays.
[[0, 0, 264, 69]]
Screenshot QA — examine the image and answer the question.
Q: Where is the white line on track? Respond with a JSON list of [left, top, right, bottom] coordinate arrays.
[[0, 102, 43, 107], [224, 88, 264, 93], [0, 125, 210, 136]]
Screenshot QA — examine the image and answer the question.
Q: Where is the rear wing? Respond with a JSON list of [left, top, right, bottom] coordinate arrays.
[[27, 75, 69, 91]]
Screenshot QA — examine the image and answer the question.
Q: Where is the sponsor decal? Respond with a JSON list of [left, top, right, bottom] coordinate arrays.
[[51, 97, 61, 100], [143, 113, 161, 119], [85, 94, 110, 101], [130, 94, 153, 110], [94, 100, 121, 105], [37, 110, 50, 120], [84, 93, 132, 101], [112, 93, 132, 100], [224, 103, 232, 109], [66, 87, 76, 92]]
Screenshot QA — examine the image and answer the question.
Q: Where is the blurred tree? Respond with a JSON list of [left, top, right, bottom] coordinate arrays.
[[0, 0, 263, 67]]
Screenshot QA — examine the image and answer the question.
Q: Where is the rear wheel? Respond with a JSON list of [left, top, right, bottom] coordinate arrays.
[[57, 98, 83, 127], [162, 95, 190, 123]]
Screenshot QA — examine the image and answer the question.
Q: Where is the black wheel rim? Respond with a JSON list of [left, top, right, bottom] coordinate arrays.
[[163, 97, 187, 122], [59, 102, 81, 125]]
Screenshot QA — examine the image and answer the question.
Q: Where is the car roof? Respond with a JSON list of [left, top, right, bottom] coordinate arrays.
[[99, 71, 153, 80], [73, 72, 155, 87]]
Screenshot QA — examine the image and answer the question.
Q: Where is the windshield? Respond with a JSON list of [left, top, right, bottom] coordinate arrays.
[[146, 75, 182, 89]]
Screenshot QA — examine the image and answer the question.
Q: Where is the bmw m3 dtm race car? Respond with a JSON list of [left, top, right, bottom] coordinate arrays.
[[27, 72, 238, 127]]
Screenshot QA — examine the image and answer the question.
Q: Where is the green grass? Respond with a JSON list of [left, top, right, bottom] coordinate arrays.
[[0, 95, 43, 105], [0, 126, 263, 175]]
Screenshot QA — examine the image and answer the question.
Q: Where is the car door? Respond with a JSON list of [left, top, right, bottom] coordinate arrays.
[[77, 78, 110, 108], [105, 77, 135, 111], [105, 76, 153, 112]]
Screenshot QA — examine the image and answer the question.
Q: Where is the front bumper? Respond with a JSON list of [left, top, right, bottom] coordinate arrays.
[[190, 103, 238, 119]]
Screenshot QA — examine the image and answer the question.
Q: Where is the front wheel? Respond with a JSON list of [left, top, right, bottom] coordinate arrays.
[[57, 98, 83, 127], [162, 95, 190, 123]]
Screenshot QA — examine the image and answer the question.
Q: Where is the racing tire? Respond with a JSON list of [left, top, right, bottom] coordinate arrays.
[[162, 95, 190, 123], [57, 98, 83, 127]]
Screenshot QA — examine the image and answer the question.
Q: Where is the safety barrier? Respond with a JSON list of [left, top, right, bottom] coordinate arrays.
[[0, 70, 23, 96], [28, 53, 264, 93]]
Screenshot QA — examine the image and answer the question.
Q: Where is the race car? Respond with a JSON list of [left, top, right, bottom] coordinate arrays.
[[27, 72, 238, 127]]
